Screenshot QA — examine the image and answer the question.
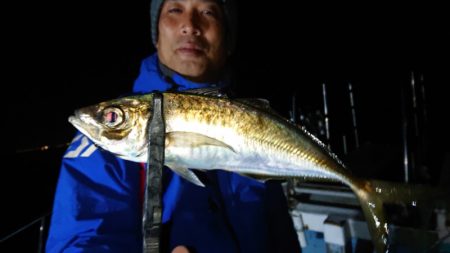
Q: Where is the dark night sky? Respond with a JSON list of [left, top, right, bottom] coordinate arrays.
[[2, 1, 449, 250], [4, 2, 448, 149]]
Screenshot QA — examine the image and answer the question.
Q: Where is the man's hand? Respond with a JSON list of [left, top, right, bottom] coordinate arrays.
[[172, 246, 190, 253]]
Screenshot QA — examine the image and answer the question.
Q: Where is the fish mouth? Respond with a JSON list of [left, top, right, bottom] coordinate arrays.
[[68, 115, 81, 130], [68, 115, 97, 143]]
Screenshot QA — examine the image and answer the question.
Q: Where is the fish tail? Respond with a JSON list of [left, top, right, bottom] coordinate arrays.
[[349, 178, 448, 253], [350, 179, 390, 253], [367, 180, 450, 229]]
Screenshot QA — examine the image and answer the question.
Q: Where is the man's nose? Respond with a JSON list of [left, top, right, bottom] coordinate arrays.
[[180, 12, 201, 36]]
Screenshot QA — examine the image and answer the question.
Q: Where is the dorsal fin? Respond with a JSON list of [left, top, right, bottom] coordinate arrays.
[[182, 87, 228, 98], [235, 98, 271, 110], [236, 98, 287, 119]]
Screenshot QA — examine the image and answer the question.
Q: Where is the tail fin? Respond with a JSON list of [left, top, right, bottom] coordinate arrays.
[[351, 180, 389, 253], [350, 179, 449, 253]]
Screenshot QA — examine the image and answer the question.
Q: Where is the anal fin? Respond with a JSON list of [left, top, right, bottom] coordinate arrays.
[[168, 164, 205, 187]]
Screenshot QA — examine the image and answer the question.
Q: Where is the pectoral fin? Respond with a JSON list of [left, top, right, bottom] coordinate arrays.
[[168, 164, 205, 187], [166, 131, 235, 152]]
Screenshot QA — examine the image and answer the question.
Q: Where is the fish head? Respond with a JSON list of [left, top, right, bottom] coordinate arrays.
[[68, 94, 153, 162]]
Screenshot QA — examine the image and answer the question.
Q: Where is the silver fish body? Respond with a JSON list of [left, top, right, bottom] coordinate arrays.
[[69, 92, 352, 183], [69, 91, 444, 253], [164, 93, 352, 184]]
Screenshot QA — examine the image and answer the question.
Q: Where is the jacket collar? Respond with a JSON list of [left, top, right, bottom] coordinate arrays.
[[133, 53, 227, 93]]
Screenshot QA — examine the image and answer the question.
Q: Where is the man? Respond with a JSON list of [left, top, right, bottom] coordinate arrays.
[[46, 0, 301, 252]]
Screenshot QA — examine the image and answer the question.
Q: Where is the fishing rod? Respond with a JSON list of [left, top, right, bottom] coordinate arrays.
[[322, 83, 331, 149], [348, 82, 359, 150], [0, 212, 51, 253], [14, 142, 70, 155]]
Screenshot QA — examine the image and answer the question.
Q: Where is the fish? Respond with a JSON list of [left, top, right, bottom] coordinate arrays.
[[68, 90, 448, 253]]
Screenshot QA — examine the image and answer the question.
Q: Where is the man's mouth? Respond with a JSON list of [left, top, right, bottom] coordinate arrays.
[[176, 43, 204, 56]]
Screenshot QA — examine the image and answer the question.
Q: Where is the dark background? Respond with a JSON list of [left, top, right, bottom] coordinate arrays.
[[2, 1, 449, 252]]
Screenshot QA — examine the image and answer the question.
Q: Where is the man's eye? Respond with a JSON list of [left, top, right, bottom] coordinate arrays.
[[168, 8, 182, 14], [202, 9, 217, 17], [203, 10, 213, 15]]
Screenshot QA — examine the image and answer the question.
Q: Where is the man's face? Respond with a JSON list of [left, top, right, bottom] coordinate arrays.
[[156, 0, 226, 82]]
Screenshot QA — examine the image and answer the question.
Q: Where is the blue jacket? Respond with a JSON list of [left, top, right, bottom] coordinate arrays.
[[46, 54, 301, 253]]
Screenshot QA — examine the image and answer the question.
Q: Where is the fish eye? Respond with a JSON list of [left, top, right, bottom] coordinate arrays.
[[102, 107, 124, 128]]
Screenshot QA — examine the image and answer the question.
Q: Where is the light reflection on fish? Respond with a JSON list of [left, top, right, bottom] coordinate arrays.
[[68, 90, 448, 253]]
